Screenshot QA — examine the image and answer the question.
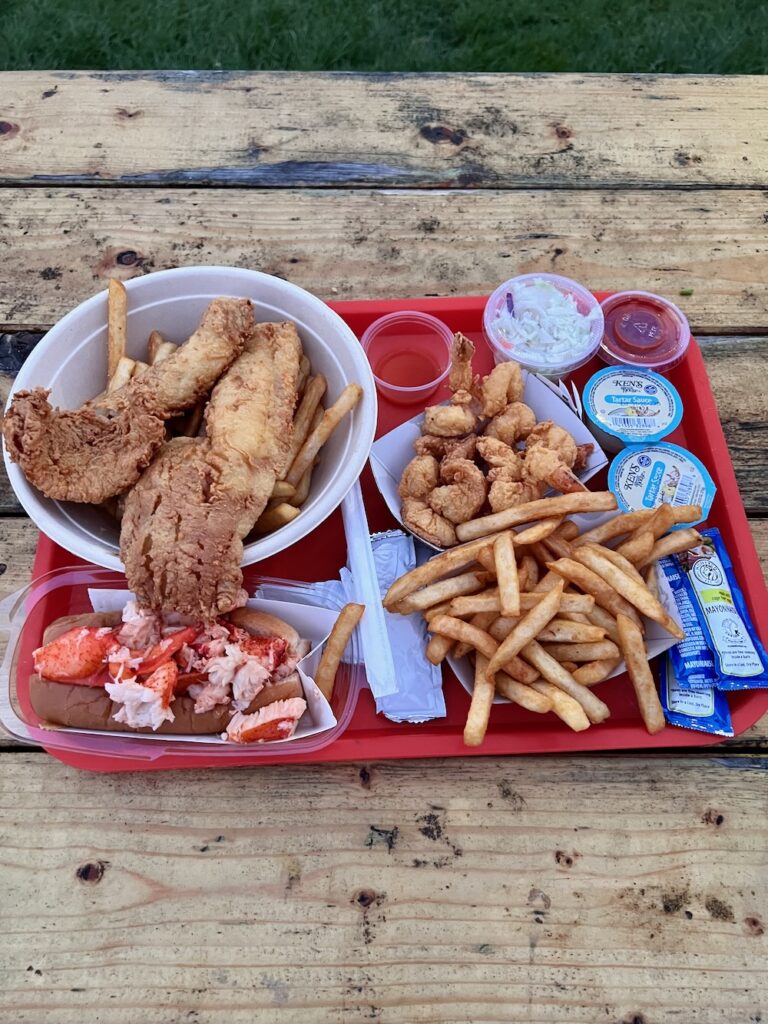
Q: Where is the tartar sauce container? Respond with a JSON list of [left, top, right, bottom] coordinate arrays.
[[582, 366, 683, 452], [599, 291, 691, 371], [608, 442, 715, 527], [483, 273, 604, 379]]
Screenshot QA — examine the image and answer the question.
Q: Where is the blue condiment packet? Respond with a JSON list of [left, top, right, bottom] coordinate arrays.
[[657, 554, 719, 690], [676, 528, 768, 690], [659, 655, 733, 736]]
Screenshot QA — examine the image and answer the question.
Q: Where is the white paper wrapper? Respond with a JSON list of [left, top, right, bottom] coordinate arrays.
[[75, 589, 340, 744], [446, 512, 684, 704], [370, 370, 608, 551]]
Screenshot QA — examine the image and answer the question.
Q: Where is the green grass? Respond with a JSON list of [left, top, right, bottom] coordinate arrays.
[[0, 0, 766, 73]]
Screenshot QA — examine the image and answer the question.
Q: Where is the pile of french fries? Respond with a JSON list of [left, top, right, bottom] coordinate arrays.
[[100, 279, 362, 537], [383, 490, 703, 746]]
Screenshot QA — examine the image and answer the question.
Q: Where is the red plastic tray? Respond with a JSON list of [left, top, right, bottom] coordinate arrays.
[[26, 294, 768, 771]]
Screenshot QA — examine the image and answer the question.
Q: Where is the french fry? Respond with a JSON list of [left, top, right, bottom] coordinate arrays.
[[396, 571, 492, 614], [426, 633, 455, 665], [522, 592, 593, 613], [644, 562, 660, 600], [639, 528, 702, 569], [615, 530, 654, 566], [285, 383, 362, 488], [284, 375, 327, 474], [542, 533, 573, 560], [554, 520, 580, 541], [671, 503, 703, 525], [586, 605, 620, 644], [476, 547, 498, 574], [488, 615, 520, 642], [527, 542, 553, 566], [486, 582, 563, 678], [286, 408, 323, 507], [521, 640, 610, 724], [512, 517, 564, 546], [153, 340, 177, 365], [617, 613, 665, 734], [520, 554, 539, 590], [571, 509, 655, 548], [314, 603, 365, 701], [559, 661, 579, 673], [296, 354, 311, 396], [464, 654, 495, 746], [481, 623, 539, 683], [572, 545, 684, 639], [383, 533, 512, 609], [546, 557, 643, 628], [537, 619, 607, 643], [542, 640, 621, 662], [428, 615, 498, 660], [529, 680, 590, 732], [582, 541, 645, 585], [131, 359, 149, 377], [495, 672, 550, 712], [640, 502, 676, 541], [532, 569, 567, 594], [252, 502, 301, 535], [572, 659, 621, 686], [423, 599, 458, 623], [107, 355, 135, 392], [107, 278, 127, 381], [147, 329, 165, 364], [494, 533, 520, 617], [271, 480, 296, 500], [450, 589, 501, 616], [455, 492, 617, 542], [454, 611, 497, 658]]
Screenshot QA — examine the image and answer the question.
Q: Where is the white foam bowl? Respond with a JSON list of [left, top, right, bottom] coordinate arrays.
[[3, 267, 377, 570]]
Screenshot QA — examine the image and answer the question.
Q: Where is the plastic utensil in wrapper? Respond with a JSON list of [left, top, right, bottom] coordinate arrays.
[[674, 528, 768, 691], [370, 531, 446, 723], [608, 442, 715, 528], [659, 656, 733, 737]]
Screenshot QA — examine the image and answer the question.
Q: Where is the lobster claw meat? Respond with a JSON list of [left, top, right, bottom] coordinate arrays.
[[33, 627, 118, 684]]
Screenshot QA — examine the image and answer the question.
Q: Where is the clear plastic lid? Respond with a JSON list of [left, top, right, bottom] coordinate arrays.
[[599, 291, 691, 371], [483, 273, 604, 379], [0, 566, 365, 766]]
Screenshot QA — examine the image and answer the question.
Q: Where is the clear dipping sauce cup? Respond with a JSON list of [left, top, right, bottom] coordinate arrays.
[[361, 311, 453, 406]]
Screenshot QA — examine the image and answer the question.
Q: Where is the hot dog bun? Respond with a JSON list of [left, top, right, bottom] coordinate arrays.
[[227, 607, 300, 649], [30, 612, 303, 735]]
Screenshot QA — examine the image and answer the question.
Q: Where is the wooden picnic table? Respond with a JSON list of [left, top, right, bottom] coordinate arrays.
[[1, 72, 767, 1023]]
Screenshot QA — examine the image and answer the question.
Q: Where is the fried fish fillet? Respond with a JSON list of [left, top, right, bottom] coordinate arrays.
[[120, 321, 302, 618], [1, 298, 253, 504]]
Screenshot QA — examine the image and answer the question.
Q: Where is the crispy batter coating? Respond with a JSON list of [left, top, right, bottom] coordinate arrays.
[[120, 321, 301, 618], [2, 298, 252, 504]]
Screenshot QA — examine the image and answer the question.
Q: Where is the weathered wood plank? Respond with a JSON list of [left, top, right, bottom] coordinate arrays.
[[1, 187, 768, 333], [0, 72, 765, 189], [0, 751, 766, 1023]]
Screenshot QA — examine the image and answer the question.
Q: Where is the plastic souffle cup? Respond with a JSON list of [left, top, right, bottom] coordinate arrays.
[[361, 311, 453, 406], [483, 272, 604, 379]]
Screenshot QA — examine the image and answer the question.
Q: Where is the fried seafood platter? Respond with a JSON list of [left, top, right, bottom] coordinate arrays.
[[397, 334, 598, 549], [2, 279, 363, 621]]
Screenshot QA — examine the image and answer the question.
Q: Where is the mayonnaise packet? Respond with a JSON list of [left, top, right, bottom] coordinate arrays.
[[677, 528, 768, 690], [659, 655, 733, 737], [657, 553, 719, 691]]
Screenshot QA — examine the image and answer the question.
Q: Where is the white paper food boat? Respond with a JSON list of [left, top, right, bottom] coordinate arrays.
[[370, 370, 608, 552]]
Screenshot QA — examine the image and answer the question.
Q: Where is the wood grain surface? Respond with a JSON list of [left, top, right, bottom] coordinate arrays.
[[1, 72, 766, 189], [2, 187, 768, 334], [1, 752, 766, 1023]]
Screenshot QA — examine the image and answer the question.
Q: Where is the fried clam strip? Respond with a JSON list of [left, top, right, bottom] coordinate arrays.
[[2, 298, 253, 504], [121, 321, 301, 618]]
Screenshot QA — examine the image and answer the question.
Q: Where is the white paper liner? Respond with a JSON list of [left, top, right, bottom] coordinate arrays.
[[370, 369, 608, 552], [40, 590, 341, 744]]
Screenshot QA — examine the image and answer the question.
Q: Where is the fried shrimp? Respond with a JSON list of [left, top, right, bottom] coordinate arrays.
[[428, 459, 487, 524], [423, 403, 477, 437], [448, 333, 479, 400], [484, 402, 536, 446], [476, 436, 523, 480], [399, 455, 440, 501], [487, 478, 544, 513], [401, 497, 458, 548], [480, 360, 524, 418]]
